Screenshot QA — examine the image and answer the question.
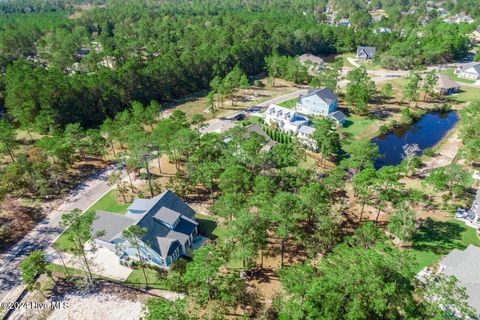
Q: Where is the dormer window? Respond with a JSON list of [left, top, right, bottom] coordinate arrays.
[[154, 207, 182, 230]]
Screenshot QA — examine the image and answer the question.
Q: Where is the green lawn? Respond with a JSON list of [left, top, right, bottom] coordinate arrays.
[[88, 189, 130, 214], [196, 213, 227, 240], [53, 189, 129, 252], [411, 218, 480, 272], [245, 115, 263, 124], [340, 115, 378, 145], [440, 68, 476, 84], [278, 98, 297, 109], [452, 86, 480, 103], [124, 269, 170, 289]]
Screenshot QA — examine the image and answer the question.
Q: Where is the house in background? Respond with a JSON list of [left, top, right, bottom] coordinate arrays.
[[297, 54, 325, 74], [328, 110, 347, 125], [297, 125, 317, 150], [296, 88, 338, 117], [91, 190, 199, 269], [374, 27, 392, 34], [437, 245, 480, 317], [455, 62, 480, 80], [437, 74, 461, 95], [338, 18, 350, 28], [356, 46, 376, 60], [264, 104, 309, 134]]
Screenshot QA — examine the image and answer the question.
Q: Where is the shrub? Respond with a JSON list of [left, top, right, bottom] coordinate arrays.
[[423, 147, 434, 157]]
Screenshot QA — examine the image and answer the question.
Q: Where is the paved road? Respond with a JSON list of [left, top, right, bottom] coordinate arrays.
[[0, 168, 114, 302], [256, 89, 309, 107]]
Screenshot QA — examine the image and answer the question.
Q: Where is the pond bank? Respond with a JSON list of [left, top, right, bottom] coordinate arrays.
[[372, 111, 459, 167]]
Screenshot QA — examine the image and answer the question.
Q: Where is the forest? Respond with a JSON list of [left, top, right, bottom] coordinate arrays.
[[0, 0, 474, 132], [1, 1, 480, 318]]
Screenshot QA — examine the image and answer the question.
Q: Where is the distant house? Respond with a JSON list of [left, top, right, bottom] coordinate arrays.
[[297, 125, 317, 150], [438, 245, 480, 316], [91, 190, 199, 269], [328, 110, 347, 125], [437, 74, 461, 95], [297, 54, 325, 73], [455, 62, 480, 80], [76, 47, 90, 59], [244, 124, 277, 152], [264, 104, 309, 134], [296, 88, 338, 117], [357, 46, 376, 60], [338, 18, 350, 27], [374, 27, 392, 33]]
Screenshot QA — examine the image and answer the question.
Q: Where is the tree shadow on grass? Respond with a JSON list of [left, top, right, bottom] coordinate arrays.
[[412, 218, 466, 256], [197, 217, 218, 240]]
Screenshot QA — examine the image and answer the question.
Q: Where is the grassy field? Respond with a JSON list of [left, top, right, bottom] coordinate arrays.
[[53, 189, 129, 252], [340, 115, 378, 145], [452, 86, 480, 103], [411, 218, 480, 272], [278, 98, 297, 109], [440, 68, 476, 84]]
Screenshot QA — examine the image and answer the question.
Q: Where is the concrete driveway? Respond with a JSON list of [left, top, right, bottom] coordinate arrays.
[[45, 242, 132, 281]]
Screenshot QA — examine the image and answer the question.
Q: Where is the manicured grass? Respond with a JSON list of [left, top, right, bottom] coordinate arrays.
[[452, 86, 480, 103], [124, 269, 170, 289], [440, 68, 476, 84], [245, 115, 263, 124], [278, 98, 297, 109], [52, 229, 78, 253], [411, 218, 480, 272], [89, 189, 130, 214], [340, 115, 378, 143]]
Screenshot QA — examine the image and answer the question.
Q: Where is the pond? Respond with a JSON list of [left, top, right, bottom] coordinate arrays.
[[371, 111, 459, 168]]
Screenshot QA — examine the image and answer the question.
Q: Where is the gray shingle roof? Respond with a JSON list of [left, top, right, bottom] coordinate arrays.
[[244, 124, 277, 151], [299, 87, 338, 105], [91, 211, 135, 242], [440, 245, 480, 314], [459, 62, 480, 74], [154, 207, 181, 226], [157, 237, 180, 257], [437, 74, 460, 89], [357, 46, 376, 58], [93, 190, 197, 259], [298, 125, 315, 135], [328, 110, 347, 123], [298, 54, 324, 65]]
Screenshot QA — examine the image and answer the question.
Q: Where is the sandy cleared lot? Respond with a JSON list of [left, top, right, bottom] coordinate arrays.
[[45, 241, 132, 281], [48, 291, 145, 320]]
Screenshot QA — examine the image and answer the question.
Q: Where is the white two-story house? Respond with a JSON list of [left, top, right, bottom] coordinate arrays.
[[264, 104, 309, 134], [296, 88, 346, 125]]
